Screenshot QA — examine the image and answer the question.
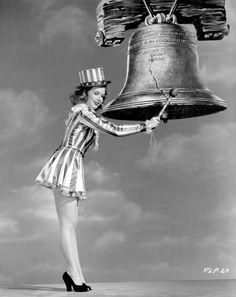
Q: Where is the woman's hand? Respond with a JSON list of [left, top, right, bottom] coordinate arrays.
[[148, 116, 160, 128], [145, 116, 160, 134]]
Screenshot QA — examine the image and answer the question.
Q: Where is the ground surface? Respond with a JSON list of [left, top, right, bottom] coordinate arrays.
[[0, 281, 235, 297]]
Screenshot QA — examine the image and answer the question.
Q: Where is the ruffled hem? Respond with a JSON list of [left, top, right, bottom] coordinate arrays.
[[35, 180, 87, 200]]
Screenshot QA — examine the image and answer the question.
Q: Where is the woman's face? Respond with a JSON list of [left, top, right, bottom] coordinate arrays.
[[86, 87, 107, 110]]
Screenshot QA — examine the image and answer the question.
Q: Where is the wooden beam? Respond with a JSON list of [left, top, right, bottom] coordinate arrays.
[[96, 0, 229, 47]]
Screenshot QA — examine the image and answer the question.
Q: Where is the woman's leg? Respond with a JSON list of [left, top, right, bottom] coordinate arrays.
[[53, 189, 85, 285], [71, 226, 86, 283]]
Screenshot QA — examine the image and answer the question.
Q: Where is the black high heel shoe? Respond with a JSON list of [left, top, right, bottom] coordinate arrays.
[[83, 283, 92, 291], [62, 272, 92, 292]]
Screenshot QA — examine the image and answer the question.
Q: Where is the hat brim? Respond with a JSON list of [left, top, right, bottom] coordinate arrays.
[[76, 80, 111, 89]]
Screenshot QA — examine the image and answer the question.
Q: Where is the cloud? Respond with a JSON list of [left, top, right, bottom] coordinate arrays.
[[0, 273, 14, 285], [77, 187, 168, 256], [14, 262, 64, 283], [200, 65, 236, 86], [226, 0, 236, 34], [0, 185, 57, 243], [8, 164, 161, 244], [196, 234, 219, 249], [197, 0, 236, 88], [217, 253, 236, 265], [21, 262, 63, 274], [0, 90, 51, 144], [77, 188, 164, 228], [85, 161, 120, 185], [138, 262, 169, 273], [137, 122, 236, 179], [0, 185, 57, 237], [0, 233, 41, 243], [95, 230, 126, 250], [0, 212, 19, 235], [38, 6, 95, 49], [139, 235, 189, 249], [216, 253, 236, 277], [209, 198, 236, 221], [23, 0, 58, 13], [0, 185, 57, 244], [17, 185, 57, 222], [79, 189, 143, 226], [21, 156, 51, 171]]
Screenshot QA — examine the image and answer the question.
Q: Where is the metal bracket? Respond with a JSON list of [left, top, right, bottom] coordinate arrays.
[[143, 0, 180, 25]]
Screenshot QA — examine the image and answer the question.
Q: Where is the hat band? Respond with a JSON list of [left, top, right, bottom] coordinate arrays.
[[79, 80, 111, 87]]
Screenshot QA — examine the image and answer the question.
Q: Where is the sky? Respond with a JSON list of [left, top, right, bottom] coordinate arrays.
[[0, 0, 236, 285]]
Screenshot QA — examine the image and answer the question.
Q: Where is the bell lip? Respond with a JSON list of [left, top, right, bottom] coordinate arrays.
[[102, 88, 228, 121], [102, 105, 227, 121]]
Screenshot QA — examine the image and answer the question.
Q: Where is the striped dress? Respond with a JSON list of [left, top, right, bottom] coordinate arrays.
[[35, 103, 146, 200]]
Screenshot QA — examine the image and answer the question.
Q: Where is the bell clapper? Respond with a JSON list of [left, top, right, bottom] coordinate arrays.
[[157, 95, 172, 123], [161, 111, 169, 124], [169, 88, 178, 98], [161, 88, 178, 123], [156, 89, 178, 123]]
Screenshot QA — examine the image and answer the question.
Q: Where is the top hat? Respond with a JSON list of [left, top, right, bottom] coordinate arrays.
[[77, 67, 111, 88]]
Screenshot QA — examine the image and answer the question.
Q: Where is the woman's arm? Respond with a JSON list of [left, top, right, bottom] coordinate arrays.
[[78, 106, 147, 137]]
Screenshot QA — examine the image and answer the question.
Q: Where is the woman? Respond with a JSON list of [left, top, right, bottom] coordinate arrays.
[[35, 67, 160, 292]]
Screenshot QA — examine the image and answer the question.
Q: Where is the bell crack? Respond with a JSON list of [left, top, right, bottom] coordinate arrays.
[[148, 58, 168, 100]]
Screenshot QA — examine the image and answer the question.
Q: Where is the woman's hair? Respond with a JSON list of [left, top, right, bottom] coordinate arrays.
[[69, 87, 92, 106], [69, 86, 108, 108]]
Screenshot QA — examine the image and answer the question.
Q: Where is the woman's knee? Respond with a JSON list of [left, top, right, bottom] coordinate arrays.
[[60, 216, 78, 229], [53, 190, 79, 228]]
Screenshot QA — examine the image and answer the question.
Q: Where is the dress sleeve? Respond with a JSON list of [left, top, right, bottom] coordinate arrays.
[[79, 106, 147, 137]]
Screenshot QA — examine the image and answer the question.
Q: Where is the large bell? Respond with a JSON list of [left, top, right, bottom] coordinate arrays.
[[102, 23, 227, 121]]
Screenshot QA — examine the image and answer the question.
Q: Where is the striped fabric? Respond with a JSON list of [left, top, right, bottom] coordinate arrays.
[[78, 67, 108, 86], [79, 105, 146, 138], [35, 103, 146, 199], [36, 146, 86, 200]]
